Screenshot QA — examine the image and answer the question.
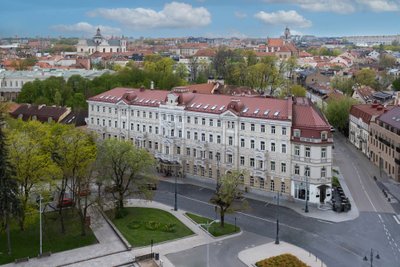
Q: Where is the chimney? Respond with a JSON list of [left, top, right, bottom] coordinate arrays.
[[139, 85, 145, 92], [150, 81, 154, 90]]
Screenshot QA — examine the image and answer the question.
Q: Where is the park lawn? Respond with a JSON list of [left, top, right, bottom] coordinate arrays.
[[185, 212, 240, 237], [106, 207, 194, 247], [256, 254, 308, 267], [0, 208, 97, 265]]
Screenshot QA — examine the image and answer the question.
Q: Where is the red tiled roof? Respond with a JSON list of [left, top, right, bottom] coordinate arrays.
[[354, 86, 376, 101], [89, 87, 292, 120], [267, 38, 284, 47], [10, 104, 69, 122], [299, 51, 312, 57], [194, 49, 216, 57], [177, 83, 216, 94], [350, 104, 395, 124]]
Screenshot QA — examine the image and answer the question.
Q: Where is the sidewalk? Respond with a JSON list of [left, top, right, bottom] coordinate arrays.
[[161, 174, 359, 223], [238, 241, 326, 267]]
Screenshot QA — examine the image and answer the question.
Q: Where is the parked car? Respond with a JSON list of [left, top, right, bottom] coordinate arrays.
[[57, 198, 74, 208], [330, 126, 336, 132]]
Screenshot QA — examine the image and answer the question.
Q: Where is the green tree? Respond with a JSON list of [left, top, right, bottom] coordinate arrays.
[[175, 63, 189, 80], [96, 139, 156, 217], [379, 54, 397, 69], [290, 85, 307, 97], [325, 97, 357, 135], [0, 110, 21, 255], [355, 68, 377, 88], [210, 171, 247, 227], [393, 77, 400, 91], [331, 77, 356, 96]]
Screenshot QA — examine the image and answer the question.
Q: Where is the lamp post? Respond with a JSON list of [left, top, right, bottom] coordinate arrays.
[[275, 191, 280, 245], [36, 195, 43, 256], [363, 248, 380, 267], [216, 157, 220, 193], [305, 175, 309, 213], [174, 174, 178, 211], [379, 152, 382, 179]]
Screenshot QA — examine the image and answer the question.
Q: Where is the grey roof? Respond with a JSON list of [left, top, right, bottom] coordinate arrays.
[[0, 68, 114, 80], [378, 106, 400, 130]]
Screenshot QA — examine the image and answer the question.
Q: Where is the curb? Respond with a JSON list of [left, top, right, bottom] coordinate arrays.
[[97, 207, 133, 251]]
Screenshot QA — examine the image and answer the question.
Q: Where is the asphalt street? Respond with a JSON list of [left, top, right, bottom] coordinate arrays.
[[151, 132, 400, 267]]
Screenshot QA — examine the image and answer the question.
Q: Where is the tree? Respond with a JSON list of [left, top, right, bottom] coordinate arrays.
[[355, 68, 377, 88], [210, 171, 247, 227], [96, 139, 156, 217], [0, 110, 21, 255], [393, 77, 400, 91], [379, 54, 397, 69], [331, 76, 356, 96], [290, 85, 307, 97], [175, 63, 189, 80], [325, 97, 357, 136], [7, 120, 57, 231]]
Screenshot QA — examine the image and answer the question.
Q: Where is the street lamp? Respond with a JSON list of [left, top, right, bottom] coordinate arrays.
[[275, 191, 280, 245], [363, 248, 380, 267], [36, 195, 44, 256], [216, 157, 220, 193], [379, 152, 382, 179], [200, 219, 220, 267], [174, 174, 178, 211], [305, 175, 309, 213]]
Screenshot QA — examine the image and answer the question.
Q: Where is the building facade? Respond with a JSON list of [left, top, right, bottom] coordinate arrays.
[[76, 28, 127, 55], [369, 106, 400, 182], [87, 87, 333, 204]]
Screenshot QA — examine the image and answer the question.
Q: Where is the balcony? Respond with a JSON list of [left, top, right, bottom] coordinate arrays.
[[291, 156, 331, 164]]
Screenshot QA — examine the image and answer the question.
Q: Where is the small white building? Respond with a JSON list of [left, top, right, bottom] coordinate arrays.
[[76, 28, 127, 55]]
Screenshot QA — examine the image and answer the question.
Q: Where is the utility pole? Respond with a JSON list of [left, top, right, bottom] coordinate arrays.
[[174, 174, 178, 211], [275, 191, 280, 245], [38, 194, 43, 256], [305, 176, 309, 213]]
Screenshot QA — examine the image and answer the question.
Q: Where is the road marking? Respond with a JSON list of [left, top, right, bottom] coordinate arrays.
[[264, 203, 269, 207], [394, 215, 400, 225], [353, 162, 378, 213], [317, 219, 334, 225]]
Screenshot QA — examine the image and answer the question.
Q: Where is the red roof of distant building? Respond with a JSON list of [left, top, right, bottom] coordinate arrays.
[[350, 103, 394, 124], [267, 38, 284, 47], [194, 49, 216, 57]]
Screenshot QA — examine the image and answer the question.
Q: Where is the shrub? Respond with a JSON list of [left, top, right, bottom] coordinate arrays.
[[332, 176, 340, 187], [127, 221, 141, 230], [162, 223, 176, 233], [145, 221, 161, 231], [256, 254, 308, 267]]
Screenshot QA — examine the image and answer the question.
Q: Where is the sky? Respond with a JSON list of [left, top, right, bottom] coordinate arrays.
[[1, 0, 400, 38]]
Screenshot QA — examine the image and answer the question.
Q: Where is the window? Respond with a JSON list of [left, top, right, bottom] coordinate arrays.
[[241, 138, 245, 147], [156, 113, 159, 119], [229, 136, 233, 145], [250, 140, 255, 149], [91, 105, 94, 111], [91, 117, 94, 124], [295, 145, 300, 156], [271, 126, 275, 134], [170, 115, 174, 121], [143, 111, 146, 118], [305, 147, 311, 158], [239, 175, 244, 184], [258, 160, 264, 169], [171, 129, 174, 137], [217, 120, 221, 127], [282, 127, 287, 135], [103, 119, 105, 126], [202, 118, 206, 125], [209, 168, 213, 178], [149, 112, 153, 119], [217, 135, 221, 144], [193, 148, 197, 157], [294, 165, 300, 175], [155, 142, 159, 150], [179, 116, 182, 122], [179, 130, 182, 138], [209, 151, 213, 160], [294, 129, 301, 137], [240, 156, 245, 166], [250, 158, 255, 167], [241, 123, 245, 130], [281, 163, 286, 173], [187, 116, 191, 123], [261, 124, 265, 133], [271, 142, 276, 152], [187, 131, 191, 139], [162, 128, 166, 135], [114, 121, 117, 128], [271, 161, 275, 171], [102, 106, 105, 112], [155, 127, 159, 134], [321, 167, 326, 177], [281, 182, 285, 193], [193, 165, 198, 175], [201, 133, 206, 141], [260, 141, 265, 151], [186, 148, 190, 156], [251, 124, 255, 131], [321, 131, 327, 140], [270, 180, 275, 191], [209, 134, 213, 143], [97, 106, 99, 112], [250, 176, 255, 187], [131, 123, 134, 130], [282, 144, 287, 153], [166, 146, 170, 155], [195, 117, 198, 124], [177, 146, 181, 155], [228, 154, 233, 164], [194, 132, 198, 140], [209, 119, 213, 126], [186, 164, 190, 172], [216, 152, 221, 161], [148, 141, 152, 149], [138, 111, 141, 117], [305, 166, 310, 177], [321, 147, 326, 158], [259, 178, 265, 188]]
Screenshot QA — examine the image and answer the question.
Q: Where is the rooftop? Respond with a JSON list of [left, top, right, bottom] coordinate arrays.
[[377, 106, 400, 130]]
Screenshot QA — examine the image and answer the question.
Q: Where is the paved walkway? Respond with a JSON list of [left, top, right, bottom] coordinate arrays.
[[161, 174, 359, 223], [238, 241, 327, 267]]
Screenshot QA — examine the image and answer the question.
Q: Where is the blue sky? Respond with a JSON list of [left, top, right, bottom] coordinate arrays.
[[1, 0, 400, 38]]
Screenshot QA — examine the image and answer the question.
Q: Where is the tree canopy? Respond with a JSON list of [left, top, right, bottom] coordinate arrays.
[[325, 97, 357, 136]]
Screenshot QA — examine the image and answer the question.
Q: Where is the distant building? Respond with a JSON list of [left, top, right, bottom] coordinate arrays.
[[76, 28, 127, 55]]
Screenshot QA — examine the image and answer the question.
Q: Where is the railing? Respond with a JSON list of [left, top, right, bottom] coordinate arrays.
[[291, 156, 331, 164]]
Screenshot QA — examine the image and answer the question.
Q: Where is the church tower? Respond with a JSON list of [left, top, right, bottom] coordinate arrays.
[[93, 28, 103, 45], [284, 26, 291, 42]]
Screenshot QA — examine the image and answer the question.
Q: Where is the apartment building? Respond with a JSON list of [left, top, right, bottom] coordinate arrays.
[[87, 87, 333, 204], [369, 106, 400, 182]]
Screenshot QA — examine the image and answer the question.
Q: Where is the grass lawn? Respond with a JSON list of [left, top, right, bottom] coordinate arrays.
[[106, 207, 194, 247], [0, 208, 97, 265], [256, 254, 308, 267], [185, 212, 240, 237]]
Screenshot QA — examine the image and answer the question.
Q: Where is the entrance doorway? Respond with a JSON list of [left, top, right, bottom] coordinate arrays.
[[318, 185, 329, 203]]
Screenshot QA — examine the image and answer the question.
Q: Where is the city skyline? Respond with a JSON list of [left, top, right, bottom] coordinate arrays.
[[1, 0, 400, 39]]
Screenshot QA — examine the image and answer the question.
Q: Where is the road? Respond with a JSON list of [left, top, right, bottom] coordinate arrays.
[[149, 132, 400, 267]]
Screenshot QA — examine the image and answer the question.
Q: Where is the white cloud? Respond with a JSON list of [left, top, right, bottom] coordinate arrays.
[[356, 0, 399, 12], [264, 0, 399, 13], [51, 22, 121, 35], [87, 2, 211, 29], [255, 10, 312, 28], [234, 11, 247, 19]]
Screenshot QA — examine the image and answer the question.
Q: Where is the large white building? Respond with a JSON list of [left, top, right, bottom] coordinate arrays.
[[87, 87, 333, 204], [76, 28, 127, 55]]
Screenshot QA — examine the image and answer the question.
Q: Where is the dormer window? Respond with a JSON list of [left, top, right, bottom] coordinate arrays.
[[321, 131, 328, 140], [294, 129, 301, 138]]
